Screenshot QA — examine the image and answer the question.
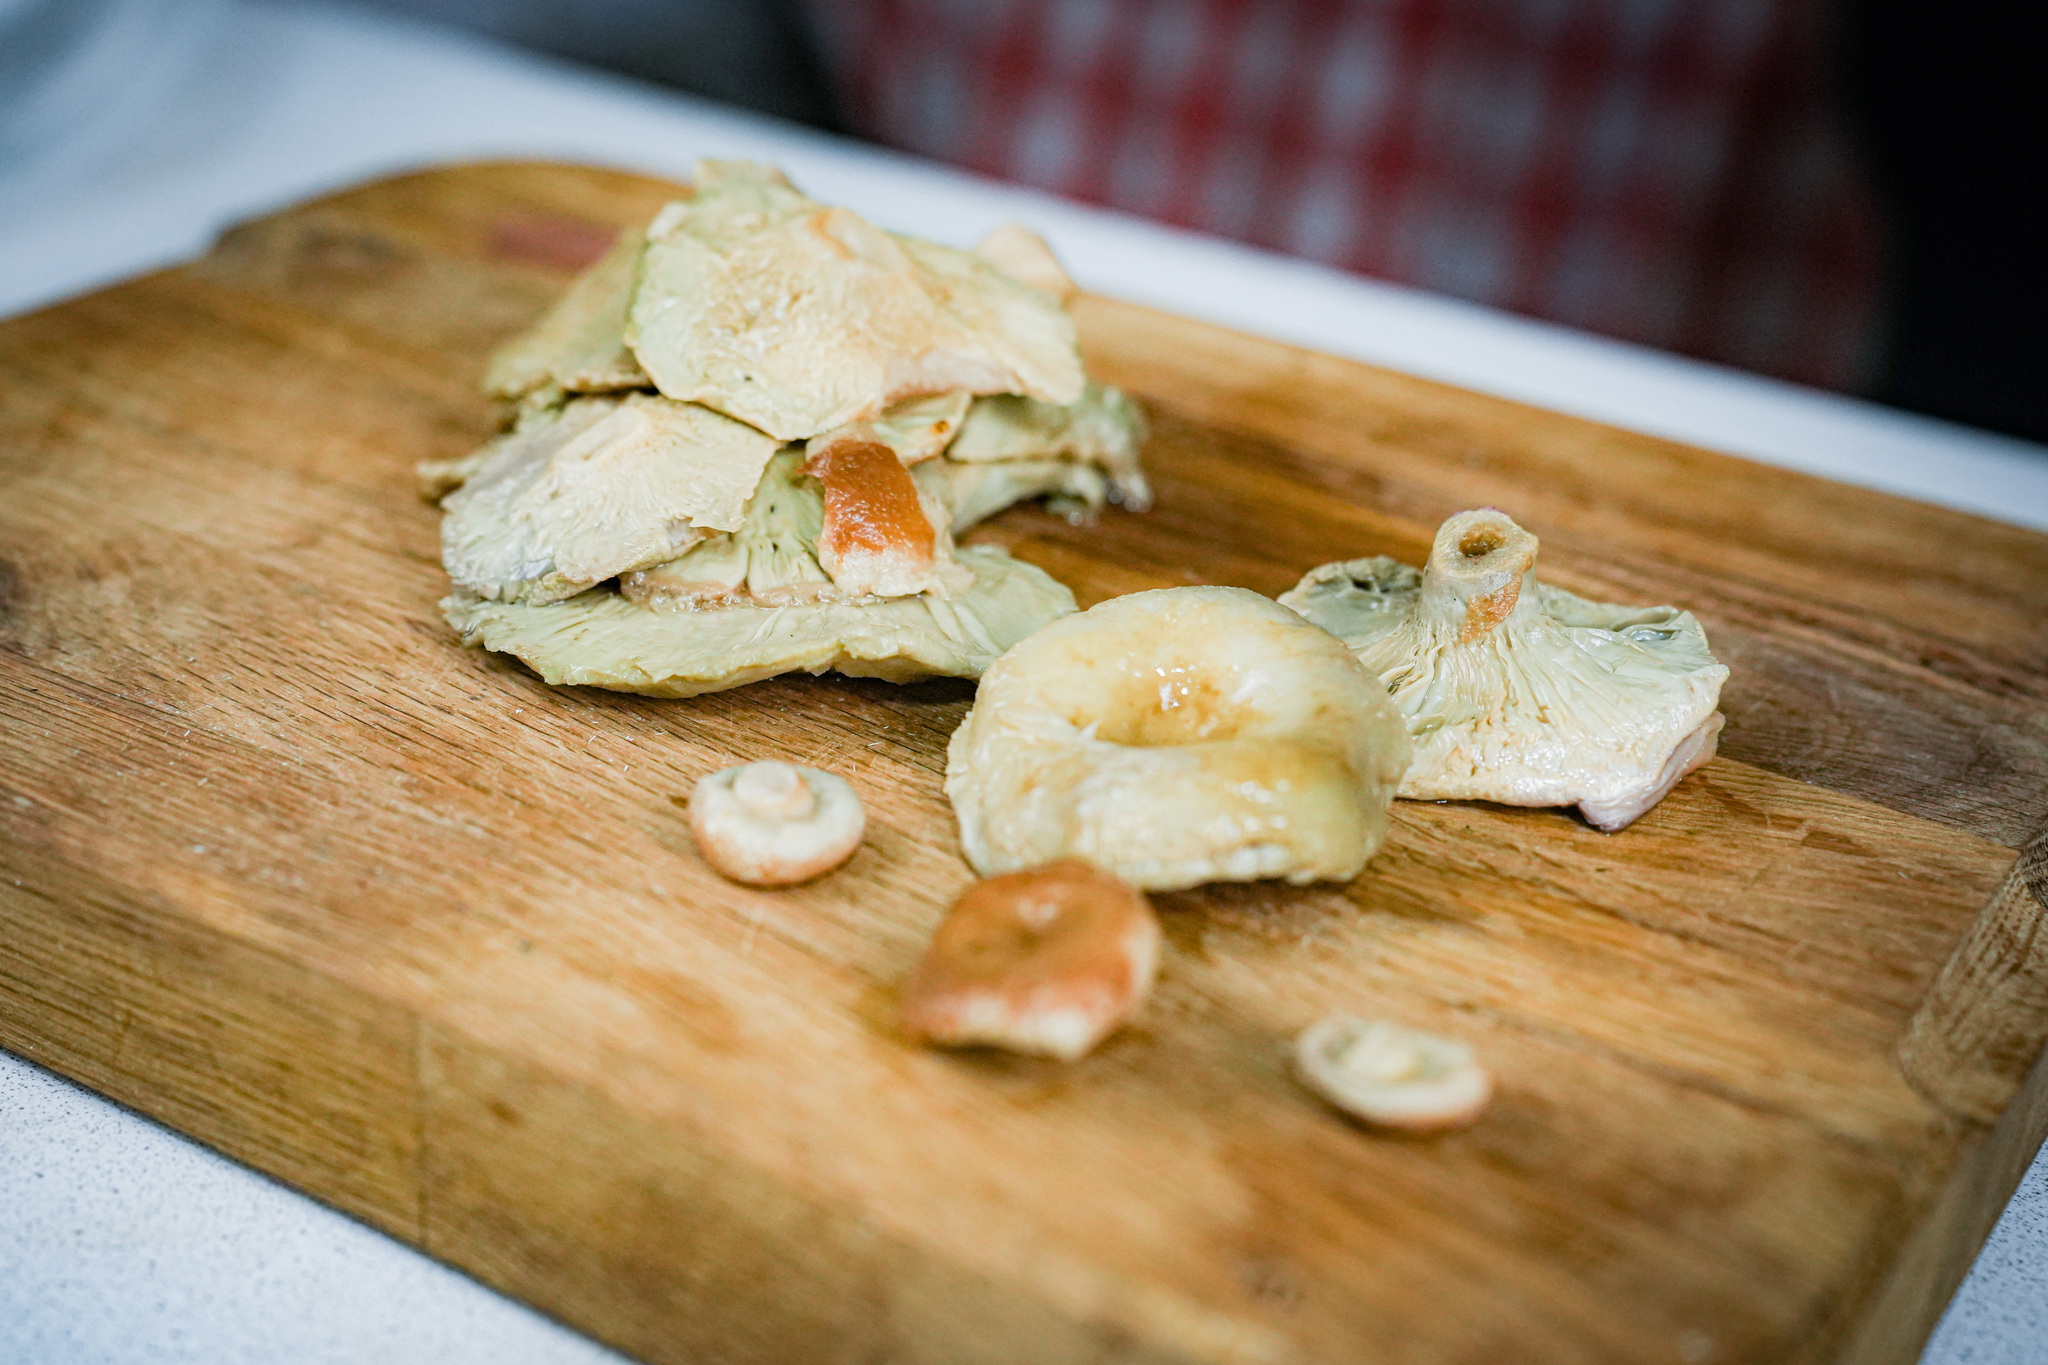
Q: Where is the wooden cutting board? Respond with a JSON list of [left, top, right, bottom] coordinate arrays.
[[3, 162, 2046, 1365]]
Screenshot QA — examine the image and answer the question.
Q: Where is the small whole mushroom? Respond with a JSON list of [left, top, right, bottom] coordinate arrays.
[[900, 860, 1160, 1061], [687, 760, 865, 885], [1293, 1016, 1493, 1132]]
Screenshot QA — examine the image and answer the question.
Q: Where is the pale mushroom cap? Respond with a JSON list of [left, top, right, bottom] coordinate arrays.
[[627, 160, 1084, 440], [901, 860, 1160, 1061], [440, 394, 782, 604], [946, 586, 1413, 891], [946, 382, 1152, 512], [972, 223, 1077, 303], [912, 456, 1109, 534], [868, 392, 974, 465], [1279, 508, 1729, 830], [483, 225, 650, 401], [688, 761, 865, 886], [443, 542, 1076, 698], [1293, 1016, 1493, 1131]]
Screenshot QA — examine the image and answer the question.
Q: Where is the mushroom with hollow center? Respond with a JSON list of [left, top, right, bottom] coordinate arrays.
[[900, 860, 1160, 1061], [1293, 1016, 1492, 1131], [687, 761, 865, 885], [946, 586, 1412, 890], [1279, 508, 1728, 831]]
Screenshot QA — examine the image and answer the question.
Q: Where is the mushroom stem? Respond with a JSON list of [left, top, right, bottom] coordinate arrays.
[[731, 761, 818, 821], [1416, 509, 1540, 643]]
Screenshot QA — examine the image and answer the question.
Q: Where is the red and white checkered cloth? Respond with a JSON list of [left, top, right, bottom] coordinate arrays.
[[805, 0, 1880, 389]]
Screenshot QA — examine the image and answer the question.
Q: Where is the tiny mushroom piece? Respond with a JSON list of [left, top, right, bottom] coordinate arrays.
[[1293, 1016, 1493, 1132], [901, 860, 1160, 1061], [687, 761, 865, 885]]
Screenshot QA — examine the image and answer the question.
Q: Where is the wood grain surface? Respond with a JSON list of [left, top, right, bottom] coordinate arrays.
[[3, 163, 2047, 1365]]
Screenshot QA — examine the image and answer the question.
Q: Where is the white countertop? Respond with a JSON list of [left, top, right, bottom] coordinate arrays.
[[2, 3, 2044, 1361]]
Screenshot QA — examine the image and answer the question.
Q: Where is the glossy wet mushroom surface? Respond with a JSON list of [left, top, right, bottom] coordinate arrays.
[[900, 860, 1161, 1062]]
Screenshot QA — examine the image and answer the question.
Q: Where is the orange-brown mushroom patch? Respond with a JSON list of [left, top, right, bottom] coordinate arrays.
[[901, 860, 1160, 1061], [803, 431, 940, 598]]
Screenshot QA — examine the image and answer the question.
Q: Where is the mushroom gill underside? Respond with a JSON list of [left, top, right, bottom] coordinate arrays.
[[1280, 509, 1729, 831]]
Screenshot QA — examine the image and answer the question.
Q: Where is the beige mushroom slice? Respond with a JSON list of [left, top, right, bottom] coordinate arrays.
[[1293, 1016, 1492, 1131], [619, 449, 836, 609], [627, 159, 1085, 440], [946, 586, 1412, 891], [900, 860, 1159, 1061], [621, 441, 973, 609], [416, 448, 493, 502], [484, 226, 650, 402], [443, 542, 1076, 697], [912, 456, 1109, 533], [869, 392, 974, 465], [439, 393, 783, 605], [1279, 508, 1728, 831], [972, 223, 1076, 303], [802, 425, 974, 599], [947, 382, 1152, 512], [688, 761, 865, 885]]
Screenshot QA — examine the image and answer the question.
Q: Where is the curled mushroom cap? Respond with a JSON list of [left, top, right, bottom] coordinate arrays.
[[946, 586, 1412, 891], [901, 860, 1160, 1061], [1293, 1016, 1492, 1131], [483, 225, 649, 402], [687, 761, 865, 885], [1280, 508, 1728, 831], [973, 222, 1076, 302]]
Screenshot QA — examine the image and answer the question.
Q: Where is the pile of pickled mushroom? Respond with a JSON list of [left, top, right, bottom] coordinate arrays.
[[425, 159, 1150, 697], [1280, 508, 1728, 830]]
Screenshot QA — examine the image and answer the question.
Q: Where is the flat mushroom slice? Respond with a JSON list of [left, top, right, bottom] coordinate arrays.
[[416, 448, 494, 502], [483, 226, 650, 401], [972, 223, 1076, 303], [442, 543, 1076, 697], [1293, 1017, 1492, 1131], [1279, 507, 1728, 831], [947, 382, 1152, 511], [627, 159, 1085, 440], [900, 860, 1159, 1061], [440, 394, 785, 605], [620, 449, 836, 610], [912, 456, 1109, 533], [869, 392, 974, 465], [688, 761, 865, 886], [946, 586, 1412, 891]]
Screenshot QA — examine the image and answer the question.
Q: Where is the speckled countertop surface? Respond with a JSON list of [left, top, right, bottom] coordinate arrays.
[[3, 4, 2045, 1363]]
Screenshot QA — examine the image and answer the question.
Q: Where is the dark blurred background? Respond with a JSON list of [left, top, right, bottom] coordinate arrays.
[[20, 0, 2048, 442]]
